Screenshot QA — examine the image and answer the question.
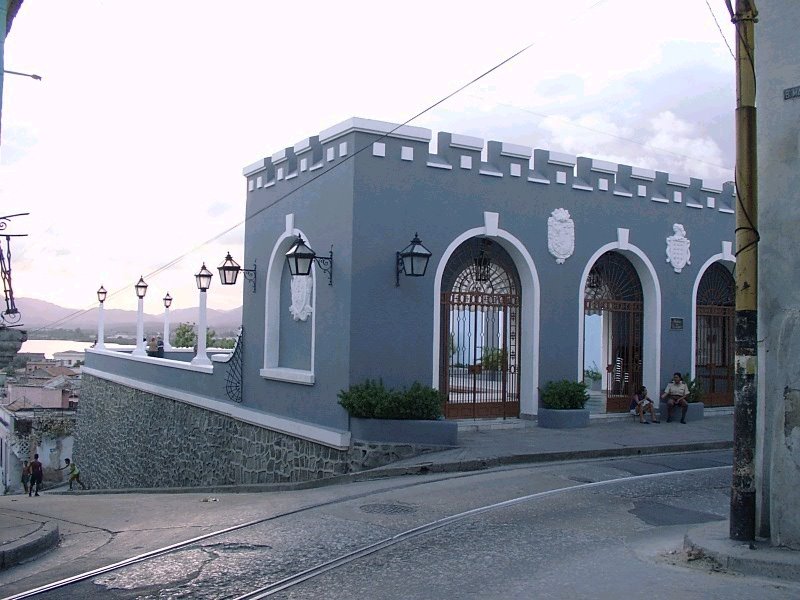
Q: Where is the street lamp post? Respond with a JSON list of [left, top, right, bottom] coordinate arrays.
[[162, 292, 173, 351], [132, 276, 148, 357], [96, 286, 107, 350], [191, 264, 213, 367]]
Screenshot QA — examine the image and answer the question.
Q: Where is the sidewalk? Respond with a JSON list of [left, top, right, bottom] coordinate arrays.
[[3, 411, 794, 582]]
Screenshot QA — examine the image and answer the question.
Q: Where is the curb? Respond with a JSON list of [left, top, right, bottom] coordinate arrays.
[[684, 521, 800, 583], [357, 440, 733, 479], [54, 440, 732, 496], [0, 521, 60, 571]]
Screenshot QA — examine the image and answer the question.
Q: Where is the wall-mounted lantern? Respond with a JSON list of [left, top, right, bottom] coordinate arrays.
[[286, 235, 334, 286], [396, 233, 432, 287], [218, 252, 257, 293]]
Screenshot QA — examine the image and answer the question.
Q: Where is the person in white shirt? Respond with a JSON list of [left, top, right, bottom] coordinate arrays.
[[661, 372, 689, 423]]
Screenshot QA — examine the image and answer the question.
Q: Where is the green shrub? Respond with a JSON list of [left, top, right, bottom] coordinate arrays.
[[540, 379, 589, 410], [480, 348, 507, 372], [683, 373, 704, 404], [338, 380, 443, 420], [583, 362, 602, 382], [336, 379, 392, 418]]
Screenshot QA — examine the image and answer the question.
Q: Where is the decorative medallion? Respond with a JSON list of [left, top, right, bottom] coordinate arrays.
[[666, 223, 691, 273], [547, 208, 575, 264], [289, 275, 313, 321]]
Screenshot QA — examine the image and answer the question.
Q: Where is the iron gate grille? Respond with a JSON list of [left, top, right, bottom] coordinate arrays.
[[696, 263, 735, 407], [440, 291, 520, 419], [584, 252, 644, 412]]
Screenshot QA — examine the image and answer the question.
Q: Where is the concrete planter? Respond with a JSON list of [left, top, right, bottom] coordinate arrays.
[[660, 401, 704, 423], [537, 407, 591, 429], [350, 417, 458, 446]]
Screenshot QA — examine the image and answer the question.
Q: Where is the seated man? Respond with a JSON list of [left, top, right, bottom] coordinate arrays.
[[661, 372, 689, 423], [630, 385, 659, 424]]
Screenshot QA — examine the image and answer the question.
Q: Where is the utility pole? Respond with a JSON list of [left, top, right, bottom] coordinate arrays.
[[728, 0, 758, 542]]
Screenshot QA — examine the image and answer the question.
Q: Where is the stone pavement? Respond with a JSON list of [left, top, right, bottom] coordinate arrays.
[[0, 411, 797, 583]]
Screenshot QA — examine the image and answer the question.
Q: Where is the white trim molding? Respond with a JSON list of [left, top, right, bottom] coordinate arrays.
[[432, 216, 541, 416], [577, 238, 662, 398], [83, 368, 349, 449], [86, 347, 213, 374], [262, 214, 317, 384]]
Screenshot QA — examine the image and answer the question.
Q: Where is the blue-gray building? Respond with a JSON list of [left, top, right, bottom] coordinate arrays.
[[79, 117, 736, 488]]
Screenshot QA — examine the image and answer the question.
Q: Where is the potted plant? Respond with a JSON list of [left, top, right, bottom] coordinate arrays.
[[479, 348, 507, 381], [583, 362, 603, 391], [338, 379, 457, 445], [538, 379, 590, 428]]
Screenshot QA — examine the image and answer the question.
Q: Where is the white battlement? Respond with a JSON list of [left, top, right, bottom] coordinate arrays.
[[243, 117, 735, 214]]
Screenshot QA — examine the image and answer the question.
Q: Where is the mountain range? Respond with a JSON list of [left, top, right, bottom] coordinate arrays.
[[14, 298, 243, 332]]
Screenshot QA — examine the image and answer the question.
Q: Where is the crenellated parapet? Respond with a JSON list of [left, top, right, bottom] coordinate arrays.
[[243, 117, 735, 215]]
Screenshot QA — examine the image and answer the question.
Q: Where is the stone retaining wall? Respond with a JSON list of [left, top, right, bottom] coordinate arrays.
[[75, 375, 351, 489], [74, 375, 438, 489]]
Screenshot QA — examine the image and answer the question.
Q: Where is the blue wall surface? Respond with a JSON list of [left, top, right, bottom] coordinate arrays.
[[235, 118, 735, 424]]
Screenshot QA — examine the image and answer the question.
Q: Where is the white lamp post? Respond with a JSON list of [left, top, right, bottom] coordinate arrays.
[[191, 264, 213, 367], [132, 276, 148, 357], [96, 286, 107, 350], [162, 292, 173, 351]]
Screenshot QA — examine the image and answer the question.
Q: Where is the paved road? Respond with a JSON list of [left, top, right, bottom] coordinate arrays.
[[3, 450, 798, 599]]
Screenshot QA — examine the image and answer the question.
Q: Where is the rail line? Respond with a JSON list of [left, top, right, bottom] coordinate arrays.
[[2, 459, 729, 600]]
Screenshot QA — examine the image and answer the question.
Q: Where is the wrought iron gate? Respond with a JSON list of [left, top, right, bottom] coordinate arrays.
[[584, 252, 643, 412], [696, 263, 735, 407], [440, 239, 521, 419]]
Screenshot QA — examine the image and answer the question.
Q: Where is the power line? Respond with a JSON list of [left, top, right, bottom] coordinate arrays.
[[466, 94, 734, 173], [29, 0, 617, 333], [706, 0, 736, 60]]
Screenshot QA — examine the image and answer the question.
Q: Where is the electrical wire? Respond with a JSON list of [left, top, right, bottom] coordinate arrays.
[[26, 0, 613, 334]]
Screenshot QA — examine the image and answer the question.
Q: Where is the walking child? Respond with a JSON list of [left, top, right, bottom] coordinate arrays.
[[21, 460, 31, 494], [57, 458, 87, 491]]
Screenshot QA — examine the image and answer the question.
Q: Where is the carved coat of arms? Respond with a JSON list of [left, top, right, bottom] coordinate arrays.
[[547, 208, 575, 264], [289, 275, 313, 321], [666, 223, 691, 273]]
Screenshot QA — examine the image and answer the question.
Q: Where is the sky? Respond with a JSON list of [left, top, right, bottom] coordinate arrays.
[[0, 0, 737, 318]]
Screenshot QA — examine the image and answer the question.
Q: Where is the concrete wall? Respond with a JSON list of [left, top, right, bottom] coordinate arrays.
[[756, 0, 800, 548]]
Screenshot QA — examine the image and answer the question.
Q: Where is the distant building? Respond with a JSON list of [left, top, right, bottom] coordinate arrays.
[[1, 372, 77, 494], [53, 350, 85, 368]]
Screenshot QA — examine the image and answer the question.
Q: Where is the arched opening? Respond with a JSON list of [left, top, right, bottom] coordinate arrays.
[[439, 238, 521, 419], [695, 262, 735, 406], [583, 251, 643, 412]]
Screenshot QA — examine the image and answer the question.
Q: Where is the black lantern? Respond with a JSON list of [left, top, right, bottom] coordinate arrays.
[[134, 276, 148, 299], [286, 235, 334, 285], [473, 243, 492, 283], [285, 236, 315, 276], [195, 263, 213, 291], [218, 252, 241, 285], [218, 252, 257, 292], [163, 292, 173, 309], [97, 285, 107, 304], [396, 233, 432, 286]]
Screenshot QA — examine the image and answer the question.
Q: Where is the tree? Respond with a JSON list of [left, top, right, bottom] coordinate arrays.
[[172, 322, 215, 348], [173, 322, 196, 348]]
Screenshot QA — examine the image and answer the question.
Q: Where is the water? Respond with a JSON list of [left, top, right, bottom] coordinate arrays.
[[19, 339, 129, 359]]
